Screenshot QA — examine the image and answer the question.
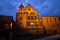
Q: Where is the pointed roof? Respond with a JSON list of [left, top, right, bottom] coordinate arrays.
[[19, 3, 24, 8], [26, 4, 32, 8], [28, 4, 31, 6]]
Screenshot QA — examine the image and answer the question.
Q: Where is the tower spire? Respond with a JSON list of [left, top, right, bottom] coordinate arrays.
[[19, 3, 24, 8]]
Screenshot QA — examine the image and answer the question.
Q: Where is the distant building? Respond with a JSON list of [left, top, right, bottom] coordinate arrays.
[[0, 15, 13, 31], [42, 16, 60, 34], [42, 16, 59, 30], [16, 4, 60, 34]]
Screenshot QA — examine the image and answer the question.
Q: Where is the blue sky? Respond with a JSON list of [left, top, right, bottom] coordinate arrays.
[[0, 0, 60, 21]]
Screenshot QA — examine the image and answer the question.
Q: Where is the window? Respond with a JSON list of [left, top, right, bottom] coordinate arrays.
[[31, 16, 33, 20], [20, 12, 22, 15], [55, 18, 56, 22], [25, 12, 28, 15], [21, 8, 22, 10], [59, 17, 60, 21], [50, 18, 51, 22], [20, 22, 22, 24], [4, 23, 9, 27], [46, 18, 48, 22], [23, 12, 25, 15], [35, 23, 39, 26], [20, 17, 22, 20], [31, 22, 34, 25], [31, 12, 35, 15], [33, 12, 35, 14], [28, 8, 30, 10], [34, 16, 37, 20], [26, 22, 30, 26], [4, 24, 9, 29], [27, 16, 30, 20], [20, 8, 23, 10], [31, 12, 33, 14]]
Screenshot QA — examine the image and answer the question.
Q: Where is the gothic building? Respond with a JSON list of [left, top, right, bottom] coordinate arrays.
[[16, 4, 44, 34], [16, 4, 60, 34]]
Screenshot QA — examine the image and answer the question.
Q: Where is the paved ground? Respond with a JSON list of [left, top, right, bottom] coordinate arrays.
[[33, 34, 60, 40], [13, 34, 47, 40]]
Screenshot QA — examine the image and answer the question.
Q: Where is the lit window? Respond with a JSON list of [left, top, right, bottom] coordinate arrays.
[[31, 23, 34, 25]]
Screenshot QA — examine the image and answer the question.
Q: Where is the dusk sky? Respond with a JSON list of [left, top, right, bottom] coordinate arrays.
[[0, 0, 60, 21]]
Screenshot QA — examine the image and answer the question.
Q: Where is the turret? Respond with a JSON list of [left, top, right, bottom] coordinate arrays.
[[19, 3, 24, 12]]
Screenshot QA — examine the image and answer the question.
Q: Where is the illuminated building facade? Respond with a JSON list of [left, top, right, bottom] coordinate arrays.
[[16, 4, 60, 34], [16, 4, 44, 34], [42, 16, 60, 34]]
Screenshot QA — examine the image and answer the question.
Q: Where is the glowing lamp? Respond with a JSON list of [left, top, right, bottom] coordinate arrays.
[[31, 23, 34, 25]]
